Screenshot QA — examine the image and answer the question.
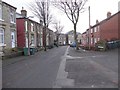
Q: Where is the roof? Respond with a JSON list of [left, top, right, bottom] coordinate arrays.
[[16, 17, 41, 25], [82, 31, 87, 34], [2, 1, 17, 9], [66, 30, 81, 35], [90, 11, 120, 28]]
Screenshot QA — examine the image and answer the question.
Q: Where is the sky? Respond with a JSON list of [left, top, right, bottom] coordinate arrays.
[[2, 0, 120, 34]]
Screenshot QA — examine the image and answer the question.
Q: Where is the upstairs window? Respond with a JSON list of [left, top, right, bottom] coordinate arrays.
[[91, 28, 93, 33], [97, 26, 100, 32], [10, 9, 15, 23], [25, 21, 28, 32], [94, 27, 97, 32], [31, 23, 34, 32]]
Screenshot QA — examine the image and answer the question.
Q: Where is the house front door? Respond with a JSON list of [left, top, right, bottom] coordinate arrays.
[[11, 32, 15, 48]]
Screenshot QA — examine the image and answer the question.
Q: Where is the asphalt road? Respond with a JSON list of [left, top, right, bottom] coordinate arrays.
[[2, 46, 68, 88], [64, 47, 118, 88]]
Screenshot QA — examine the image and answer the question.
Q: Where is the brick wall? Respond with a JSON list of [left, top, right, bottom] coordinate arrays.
[[100, 12, 119, 41]]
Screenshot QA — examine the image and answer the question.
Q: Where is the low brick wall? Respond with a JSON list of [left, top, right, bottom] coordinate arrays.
[[2, 51, 23, 60]]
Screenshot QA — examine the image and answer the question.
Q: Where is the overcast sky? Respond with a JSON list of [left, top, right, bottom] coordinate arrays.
[[2, 0, 120, 34]]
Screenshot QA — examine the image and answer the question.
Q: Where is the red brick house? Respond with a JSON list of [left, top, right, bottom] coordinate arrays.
[[81, 31, 87, 47], [100, 12, 119, 41], [82, 11, 120, 48], [16, 9, 43, 48]]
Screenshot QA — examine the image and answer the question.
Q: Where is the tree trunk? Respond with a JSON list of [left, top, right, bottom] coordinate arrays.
[[43, 26, 47, 51], [57, 34, 59, 46], [74, 23, 79, 50]]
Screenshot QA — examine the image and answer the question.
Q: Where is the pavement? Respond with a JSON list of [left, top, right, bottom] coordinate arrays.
[[0, 57, 2, 90], [54, 46, 118, 88], [0, 52, 3, 90]]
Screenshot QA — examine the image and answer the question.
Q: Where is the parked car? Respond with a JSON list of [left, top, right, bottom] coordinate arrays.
[[70, 42, 76, 47], [107, 40, 120, 49]]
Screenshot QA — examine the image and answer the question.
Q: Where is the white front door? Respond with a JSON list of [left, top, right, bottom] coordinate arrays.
[[11, 32, 15, 48]]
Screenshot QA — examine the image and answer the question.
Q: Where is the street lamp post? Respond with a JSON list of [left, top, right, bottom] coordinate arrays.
[[88, 6, 91, 50]]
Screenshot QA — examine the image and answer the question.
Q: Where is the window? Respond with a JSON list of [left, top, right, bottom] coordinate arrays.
[[97, 26, 100, 32], [94, 27, 97, 32], [94, 38, 97, 44], [31, 34, 34, 46], [91, 28, 93, 33], [31, 23, 34, 32], [98, 38, 100, 41], [0, 4, 2, 20], [10, 9, 15, 23], [91, 38, 93, 44], [25, 21, 28, 31], [0, 28, 4, 45]]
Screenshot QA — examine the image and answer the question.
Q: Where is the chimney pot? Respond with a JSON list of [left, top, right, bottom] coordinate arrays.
[[107, 12, 111, 18], [21, 7, 27, 17], [96, 20, 99, 24]]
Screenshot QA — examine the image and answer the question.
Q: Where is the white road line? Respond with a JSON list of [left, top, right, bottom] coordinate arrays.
[[53, 46, 74, 88]]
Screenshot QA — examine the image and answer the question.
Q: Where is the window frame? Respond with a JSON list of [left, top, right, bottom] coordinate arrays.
[[10, 9, 15, 24], [94, 38, 97, 44], [0, 28, 4, 46], [31, 23, 34, 32], [94, 27, 97, 32], [0, 4, 2, 20]]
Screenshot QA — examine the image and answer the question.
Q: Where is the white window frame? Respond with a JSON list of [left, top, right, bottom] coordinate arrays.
[[0, 28, 4, 46], [91, 28, 93, 33], [91, 38, 93, 44], [31, 34, 34, 46], [10, 9, 15, 24], [94, 27, 97, 32], [94, 38, 97, 44], [31, 23, 34, 32], [25, 21, 28, 32]]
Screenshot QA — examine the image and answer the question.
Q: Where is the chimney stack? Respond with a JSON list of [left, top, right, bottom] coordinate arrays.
[[21, 7, 27, 17], [96, 20, 99, 24], [107, 12, 111, 18]]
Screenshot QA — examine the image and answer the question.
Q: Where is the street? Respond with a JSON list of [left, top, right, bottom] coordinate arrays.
[[3, 46, 67, 88], [54, 47, 118, 88], [2, 46, 118, 88]]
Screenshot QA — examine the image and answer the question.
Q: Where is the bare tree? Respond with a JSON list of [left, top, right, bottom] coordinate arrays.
[[53, 21, 64, 45], [29, 0, 53, 51], [53, 0, 87, 50]]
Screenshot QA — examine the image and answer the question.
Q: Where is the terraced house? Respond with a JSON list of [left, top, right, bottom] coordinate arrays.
[[16, 8, 43, 49], [81, 11, 120, 49], [0, 1, 17, 55]]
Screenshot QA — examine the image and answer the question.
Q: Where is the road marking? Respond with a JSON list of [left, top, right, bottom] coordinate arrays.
[[53, 46, 74, 88]]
